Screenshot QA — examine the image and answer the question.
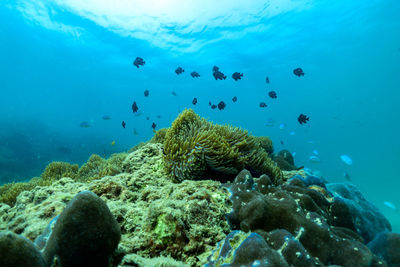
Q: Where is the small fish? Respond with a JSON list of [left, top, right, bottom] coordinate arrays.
[[157, 115, 161, 119], [212, 66, 226, 80], [133, 57, 145, 68], [309, 155, 321, 163], [102, 115, 111, 120], [293, 67, 305, 77], [268, 91, 277, 99], [133, 128, 138, 135], [259, 102, 267, 108], [211, 104, 217, 110], [152, 122, 156, 130], [343, 172, 351, 181], [132, 101, 139, 113], [111, 140, 115, 146], [279, 123, 286, 130], [266, 76, 270, 84], [175, 67, 184, 75], [232, 96, 237, 102], [122, 121, 126, 128], [232, 72, 243, 81], [218, 101, 226, 110], [79, 121, 91, 128], [384, 201, 397, 211], [340, 154, 353, 165], [292, 152, 297, 157], [313, 150, 319, 156], [146, 116, 149, 120], [144, 90, 149, 97], [280, 140, 284, 145], [298, 114, 309, 124], [190, 71, 200, 78], [289, 131, 296, 136], [171, 91, 177, 96], [192, 98, 198, 105], [134, 111, 143, 117], [209, 101, 212, 106]]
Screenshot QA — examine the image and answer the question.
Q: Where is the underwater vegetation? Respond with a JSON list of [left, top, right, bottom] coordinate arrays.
[[162, 109, 282, 183]]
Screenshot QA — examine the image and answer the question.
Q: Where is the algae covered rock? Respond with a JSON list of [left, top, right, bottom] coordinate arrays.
[[40, 161, 79, 181], [163, 109, 281, 183], [42, 190, 121, 267], [0, 231, 46, 267]]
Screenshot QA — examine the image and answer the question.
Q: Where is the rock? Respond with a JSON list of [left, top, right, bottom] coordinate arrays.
[[327, 182, 392, 243], [368, 232, 400, 266], [42, 191, 121, 267], [0, 231, 46, 267]]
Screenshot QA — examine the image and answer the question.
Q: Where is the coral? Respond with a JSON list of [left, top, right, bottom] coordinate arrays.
[[78, 153, 127, 182], [368, 232, 400, 266], [0, 182, 36, 207], [42, 191, 121, 267], [0, 231, 46, 267], [255, 136, 274, 155], [40, 161, 78, 182], [163, 109, 282, 183], [150, 128, 168, 144], [272, 149, 298, 171]]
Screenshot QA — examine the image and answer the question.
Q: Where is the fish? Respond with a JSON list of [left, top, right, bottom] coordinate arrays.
[[175, 67, 184, 75], [279, 123, 286, 130], [211, 104, 217, 110], [313, 150, 319, 156], [266, 76, 270, 84], [212, 66, 226, 80], [309, 155, 321, 163], [218, 101, 226, 110], [133, 57, 145, 68], [133, 128, 138, 135], [57, 146, 71, 154], [157, 115, 161, 119], [259, 102, 267, 108], [232, 72, 243, 81], [190, 71, 200, 78], [79, 121, 91, 128], [192, 98, 198, 105], [292, 152, 297, 157], [132, 101, 139, 113], [343, 172, 351, 181], [340, 154, 353, 165], [293, 67, 305, 77], [111, 140, 115, 146], [152, 122, 156, 130], [209, 101, 212, 106], [268, 91, 277, 99], [280, 140, 284, 145], [134, 111, 143, 117], [146, 116, 150, 120], [383, 201, 397, 211], [171, 91, 177, 96], [297, 114, 309, 124], [144, 90, 149, 97], [121, 121, 126, 128], [289, 131, 296, 136], [102, 115, 111, 120], [232, 96, 237, 102]]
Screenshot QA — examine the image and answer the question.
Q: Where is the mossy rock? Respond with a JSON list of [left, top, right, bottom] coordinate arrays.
[[255, 136, 274, 155], [272, 149, 297, 171], [163, 109, 282, 183], [150, 128, 168, 144], [78, 153, 127, 182]]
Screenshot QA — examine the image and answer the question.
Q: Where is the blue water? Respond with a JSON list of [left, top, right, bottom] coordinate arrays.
[[1, 0, 399, 231]]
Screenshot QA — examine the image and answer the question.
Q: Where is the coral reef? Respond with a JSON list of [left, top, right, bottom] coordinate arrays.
[[40, 161, 79, 182], [272, 149, 298, 171], [254, 136, 274, 155], [163, 109, 282, 183]]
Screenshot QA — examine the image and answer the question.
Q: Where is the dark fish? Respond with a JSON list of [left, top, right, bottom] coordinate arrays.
[[209, 101, 212, 106], [212, 65, 226, 80], [133, 57, 145, 68], [211, 104, 217, 109], [144, 90, 149, 97], [146, 116, 149, 120], [102, 115, 111, 120], [266, 76, 270, 84], [190, 71, 200, 78], [280, 140, 284, 145], [297, 114, 309, 124], [132, 101, 139, 113], [344, 172, 351, 181], [171, 91, 177, 96], [152, 122, 156, 130], [133, 128, 138, 135], [157, 115, 161, 119], [232, 72, 243, 81], [217, 101, 226, 110], [293, 68, 305, 77], [79, 121, 91, 128], [57, 146, 72, 154], [259, 102, 267, 108], [268, 91, 277, 99], [175, 67, 184, 75], [192, 97, 198, 105], [122, 121, 126, 128], [232, 96, 237, 102]]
